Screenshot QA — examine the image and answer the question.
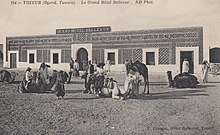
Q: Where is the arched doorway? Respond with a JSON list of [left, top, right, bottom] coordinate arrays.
[[77, 48, 88, 70]]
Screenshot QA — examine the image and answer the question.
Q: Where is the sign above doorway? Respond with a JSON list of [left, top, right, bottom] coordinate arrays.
[[56, 26, 111, 34]]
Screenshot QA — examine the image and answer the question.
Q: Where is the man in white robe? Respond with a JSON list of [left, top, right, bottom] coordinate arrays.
[[182, 58, 189, 73]]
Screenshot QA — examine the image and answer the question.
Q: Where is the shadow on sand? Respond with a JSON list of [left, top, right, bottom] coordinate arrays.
[[131, 89, 209, 100], [0, 81, 21, 85], [196, 84, 217, 88], [65, 90, 84, 94], [63, 83, 216, 100], [66, 81, 84, 84], [64, 97, 100, 100]]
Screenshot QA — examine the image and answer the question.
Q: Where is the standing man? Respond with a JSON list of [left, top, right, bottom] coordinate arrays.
[[105, 59, 111, 73], [182, 58, 189, 73], [39, 62, 49, 84], [83, 60, 94, 93], [82, 60, 87, 71], [69, 58, 74, 70], [93, 58, 97, 72], [73, 60, 80, 77], [124, 59, 129, 75], [201, 60, 210, 83], [88, 60, 95, 74], [25, 67, 33, 90], [67, 58, 74, 84]]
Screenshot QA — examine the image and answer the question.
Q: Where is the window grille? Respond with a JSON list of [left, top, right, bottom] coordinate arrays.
[[37, 50, 50, 62], [19, 50, 27, 62], [61, 50, 71, 63], [92, 49, 104, 63], [133, 49, 143, 62], [118, 49, 132, 64], [159, 48, 170, 65]]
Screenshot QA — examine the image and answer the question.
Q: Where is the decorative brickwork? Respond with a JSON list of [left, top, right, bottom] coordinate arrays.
[[6, 27, 203, 66], [9, 46, 19, 50], [72, 34, 77, 41], [159, 48, 170, 64], [19, 50, 27, 62], [100, 49, 104, 63], [118, 49, 133, 64], [92, 49, 99, 63], [37, 50, 42, 62], [92, 49, 104, 63], [177, 42, 198, 47], [118, 49, 123, 64], [133, 49, 143, 62], [171, 46, 176, 64], [77, 34, 86, 41], [61, 49, 71, 63], [37, 50, 50, 63]]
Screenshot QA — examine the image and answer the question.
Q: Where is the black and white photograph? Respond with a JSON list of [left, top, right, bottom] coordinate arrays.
[[0, 0, 220, 134]]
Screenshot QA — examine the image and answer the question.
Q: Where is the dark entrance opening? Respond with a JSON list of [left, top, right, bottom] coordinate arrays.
[[0, 50, 3, 60], [10, 53, 17, 68], [53, 53, 59, 64], [107, 52, 115, 65], [210, 47, 220, 63], [77, 48, 88, 70], [146, 52, 155, 65], [0, 50, 3, 68], [180, 51, 194, 74], [29, 53, 34, 63]]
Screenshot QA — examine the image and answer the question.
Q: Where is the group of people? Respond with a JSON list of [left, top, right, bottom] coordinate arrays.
[[182, 58, 210, 83], [79, 59, 141, 98], [23, 57, 211, 95], [82, 61, 105, 94], [68, 58, 80, 83], [24, 62, 50, 90], [25, 62, 50, 89], [68, 58, 111, 84]]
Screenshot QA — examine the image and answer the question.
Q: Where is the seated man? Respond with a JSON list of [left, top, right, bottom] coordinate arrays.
[[124, 66, 141, 97], [84, 62, 107, 94], [99, 77, 124, 99], [93, 62, 106, 94], [85, 74, 97, 94]]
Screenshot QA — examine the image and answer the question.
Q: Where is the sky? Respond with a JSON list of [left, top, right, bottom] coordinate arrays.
[[0, 0, 220, 48]]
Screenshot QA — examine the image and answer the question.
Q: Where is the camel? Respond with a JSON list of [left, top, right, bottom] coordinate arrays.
[[166, 71, 199, 88], [0, 69, 17, 83], [94, 78, 126, 99], [173, 73, 199, 88], [89, 76, 139, 100], [128, 60, 150, 94], [85, 74, 105, 94], [18, 70, 60, 93]]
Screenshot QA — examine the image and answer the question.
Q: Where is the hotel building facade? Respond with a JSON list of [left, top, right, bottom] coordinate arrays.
[[4, 26, 203, 74]]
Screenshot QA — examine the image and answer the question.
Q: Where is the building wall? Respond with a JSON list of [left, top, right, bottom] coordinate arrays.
[[0, 44, 3, 67], [4, 27, 204, 74]]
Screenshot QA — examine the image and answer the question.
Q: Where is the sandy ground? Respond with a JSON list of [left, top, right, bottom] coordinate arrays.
[[0, 70, 220, 135]]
